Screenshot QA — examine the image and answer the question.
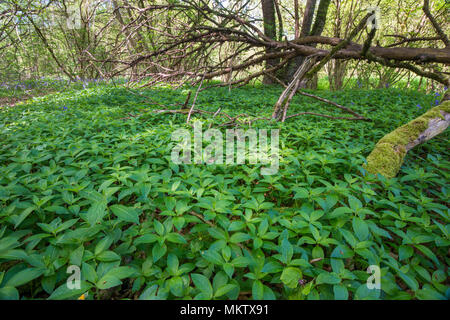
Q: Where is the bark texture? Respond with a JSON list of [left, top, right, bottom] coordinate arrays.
[[262, 0, 278, 84], [364, 99, 450, 178]]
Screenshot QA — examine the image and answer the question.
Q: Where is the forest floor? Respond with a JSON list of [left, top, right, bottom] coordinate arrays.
[[0, 83, 448, 300]]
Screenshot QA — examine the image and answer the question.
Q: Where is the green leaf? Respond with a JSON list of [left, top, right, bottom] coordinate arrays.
[[352, 217, 369, 241], [230, 232, 251, 243], [169, 276, 184, 297], [316, 272, 341, 285], [262, 261, 283, 273], [69, 245, 84, 266], [4, 268, 45, 288], [110, 205, 140, 224], [208, 228, 227, 240], [354, 284, 381, 300], [280, 238, 293, 264], [280, 267, 302, 289], [203, 250, 224, 265], [96, 250, 121, 262], [154, 220, 165, 235], [329, 206, 352, 218], [83, 202, 107, 226], [348, 195, 362, 211], [167, 253, 179, 275], [152, 243, 167, 262], [228, 221, 246, 231], [293, 188, 309, 199], [416, 284, 447, 300], [14, 206, 36, 229], [48, 281, 92, 300], [139, 285, 161, 300], [252, 280, 264, 300], [0, 287, 19, 300], [134, 233, 159, 245], [214, 284, 237, 297], [399, 245, 413, 261], [333, 284, 348, 300], [166, 233, 187, 244], [191, 273, 213, 299], [82, 262, 98, 283], [398, 272, 419, 291], [104, 266, 136, 280], [96, 274, 122, 290]]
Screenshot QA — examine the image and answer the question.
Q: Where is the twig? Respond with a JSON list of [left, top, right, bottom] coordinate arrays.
[[182, 91, 192, 109], [422, 0, 449, 47], [305, 12, 373, 79], [285, 112, 367, 121], [208, 107, 223, 129], [187, 74, 205, 123], [213, 107, 222, 117], [296, 91, 369, 120], [188, 211, 215, 227]]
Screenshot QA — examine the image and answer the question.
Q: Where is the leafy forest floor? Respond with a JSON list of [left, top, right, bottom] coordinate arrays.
[[0, 83, 448, 300]]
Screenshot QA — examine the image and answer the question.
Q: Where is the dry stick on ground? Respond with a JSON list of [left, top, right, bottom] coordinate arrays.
[[154, 107, 366, 125], [186, 75, 205, 123], [153, 108, 233, 121], [208, 107, 223, 129], [188, 211, 215, 227], [213, 107, 222, 117], [296, 91, 369, 120], [285, 112, 367, 121]]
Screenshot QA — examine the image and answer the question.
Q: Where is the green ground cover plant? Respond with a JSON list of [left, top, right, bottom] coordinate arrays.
[[0, 84, 448, 300]]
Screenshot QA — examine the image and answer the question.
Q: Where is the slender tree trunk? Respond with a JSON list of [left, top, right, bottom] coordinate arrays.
[[284, 0, 317, 82], [262, 0, 278, 84], [284, 0, 331, 87]]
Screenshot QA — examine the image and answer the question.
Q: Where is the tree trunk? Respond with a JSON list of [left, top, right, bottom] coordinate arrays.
[[284, 0, 317, 83], [284, 0, 331, 87], [262, 0, 278, 84], [364, 98, 450, 178]]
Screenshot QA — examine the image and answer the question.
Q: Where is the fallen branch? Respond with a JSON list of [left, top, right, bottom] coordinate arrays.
[[364, 100, 450, 178], [285, 112, 367, 121], [153, 108, 233, 121], [296, 91, 370, 120]]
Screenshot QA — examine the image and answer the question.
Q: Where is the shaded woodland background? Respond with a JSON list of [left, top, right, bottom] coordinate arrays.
[[1, 0, 448, 93]]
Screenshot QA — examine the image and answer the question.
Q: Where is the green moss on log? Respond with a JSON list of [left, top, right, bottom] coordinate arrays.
[[364, 100, 450, 178]]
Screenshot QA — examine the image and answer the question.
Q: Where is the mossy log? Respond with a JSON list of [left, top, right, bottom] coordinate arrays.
[[365, 99, 450, 178]]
